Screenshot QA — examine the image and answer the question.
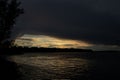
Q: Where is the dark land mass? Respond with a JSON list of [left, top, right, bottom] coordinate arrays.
[[1, 46, 120, 55], [0, 56, 21, 80], [0, 46, 93, 55]]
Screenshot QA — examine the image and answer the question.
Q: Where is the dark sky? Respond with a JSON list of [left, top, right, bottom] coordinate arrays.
[[13, 0, 120, 46]]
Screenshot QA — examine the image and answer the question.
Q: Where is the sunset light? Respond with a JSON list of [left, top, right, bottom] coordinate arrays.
[[14, 34, 92, 48]]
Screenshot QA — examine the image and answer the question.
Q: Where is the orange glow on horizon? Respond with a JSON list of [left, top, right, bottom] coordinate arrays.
[[14, 34, 92, 48]]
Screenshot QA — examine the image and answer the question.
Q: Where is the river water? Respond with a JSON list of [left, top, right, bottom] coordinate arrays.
[[8, 52, 120, 80]]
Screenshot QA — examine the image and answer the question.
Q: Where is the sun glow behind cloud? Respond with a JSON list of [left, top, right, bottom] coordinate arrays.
[[14, 34, 92, 48]]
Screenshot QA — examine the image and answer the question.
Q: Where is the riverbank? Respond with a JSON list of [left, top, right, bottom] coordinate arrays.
[[0, 56, 20, 80]]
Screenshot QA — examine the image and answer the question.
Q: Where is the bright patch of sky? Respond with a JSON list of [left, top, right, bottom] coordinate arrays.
[[14, 34, 92, 48], [14, 34, 120, 51]]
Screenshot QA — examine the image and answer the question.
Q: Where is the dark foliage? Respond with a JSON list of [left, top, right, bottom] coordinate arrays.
[[0, 56, 20, 80], [0, 0, 23, 47], [0, 0, 23, 80]]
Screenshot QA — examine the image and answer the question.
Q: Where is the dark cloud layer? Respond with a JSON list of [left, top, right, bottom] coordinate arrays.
[[13, 0, 120, 46]]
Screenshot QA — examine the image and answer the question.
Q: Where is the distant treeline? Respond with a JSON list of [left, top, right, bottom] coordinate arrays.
[[0, 46, 93, 55]]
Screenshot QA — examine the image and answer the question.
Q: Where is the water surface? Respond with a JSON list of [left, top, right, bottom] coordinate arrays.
[[8, 52, 120, 80]]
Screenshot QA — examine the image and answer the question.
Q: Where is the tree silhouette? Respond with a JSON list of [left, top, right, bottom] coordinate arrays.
[[0, 0, 23, 47]]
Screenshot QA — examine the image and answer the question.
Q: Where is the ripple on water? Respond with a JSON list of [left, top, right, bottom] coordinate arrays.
[[9, 53, 93, 79]]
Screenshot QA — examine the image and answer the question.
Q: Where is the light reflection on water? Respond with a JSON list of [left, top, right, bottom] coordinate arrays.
[[9, 52, 93, 80]]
